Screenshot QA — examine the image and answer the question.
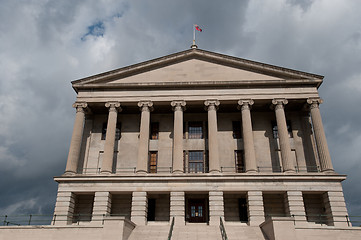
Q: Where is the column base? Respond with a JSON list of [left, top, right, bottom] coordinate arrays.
[[246, 169, 258, 174], [172, 170, 183, 174], [63, 171, 76, 175], [100, 170, 112, 175], [209, 169, 221, 174], [136, 170, 147, 174]]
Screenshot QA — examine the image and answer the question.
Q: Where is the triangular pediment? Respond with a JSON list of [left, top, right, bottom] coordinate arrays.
[[72, 49, 323, 91]]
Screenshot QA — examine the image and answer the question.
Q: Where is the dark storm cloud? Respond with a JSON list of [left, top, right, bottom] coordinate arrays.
[[0, 0, 360, 225]]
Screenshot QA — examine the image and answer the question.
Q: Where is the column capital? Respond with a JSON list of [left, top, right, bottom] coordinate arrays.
[[171, 100, 186, 111], [237, 99, 254, 111], [307, 97, 323, 109], [105, 102, 121, 112], [72, 102, 88, 113], [138, 100, 154, 112], [271, 98, 288, 110], [204, 99, 220, 111]]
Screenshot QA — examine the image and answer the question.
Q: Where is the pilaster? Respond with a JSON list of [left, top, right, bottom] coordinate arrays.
[[131, 192, 148, 225], [286, 191, 307, 226], [170, 192, 185, 225], [247, 191, 264, 226], [324, 191, 349, 227], [209, 191, 224, 225], [53, 191, 75, 225], [92, 192, 111, 224]]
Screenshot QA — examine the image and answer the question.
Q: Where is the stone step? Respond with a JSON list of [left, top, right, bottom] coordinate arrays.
[[224, 225, 267, 240], [128, 225, 170, 240], [172, 224, 221, 240]]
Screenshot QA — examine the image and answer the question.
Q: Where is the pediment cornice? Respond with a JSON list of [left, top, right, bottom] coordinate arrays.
[[71, 48, 324, 92]]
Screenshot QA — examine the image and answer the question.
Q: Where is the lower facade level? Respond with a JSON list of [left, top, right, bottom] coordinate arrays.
[[52, 174, 350, 228]]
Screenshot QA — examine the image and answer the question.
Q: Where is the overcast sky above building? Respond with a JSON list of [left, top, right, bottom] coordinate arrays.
[[0, 0, 360, 223]]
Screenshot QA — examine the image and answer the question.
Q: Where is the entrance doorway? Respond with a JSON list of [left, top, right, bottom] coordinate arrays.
[[185, 194, 208, 223]]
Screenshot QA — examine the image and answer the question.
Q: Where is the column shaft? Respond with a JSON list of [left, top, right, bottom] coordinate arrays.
[[102, 102, 121, 174], [307, 98, 334, 172], [272, 99, 295, 172], [171, 101, 186, 173], [238, 100, 257, 172], [65, 102, 87, 174], [205, 100, 220, 173], [136, 101, 153, 173]]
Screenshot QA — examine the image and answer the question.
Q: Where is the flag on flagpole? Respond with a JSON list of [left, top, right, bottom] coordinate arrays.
[[195, 24, 202, 32]]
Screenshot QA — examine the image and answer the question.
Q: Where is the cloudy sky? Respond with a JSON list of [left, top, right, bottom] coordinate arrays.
[[0, 0, 360, 224]]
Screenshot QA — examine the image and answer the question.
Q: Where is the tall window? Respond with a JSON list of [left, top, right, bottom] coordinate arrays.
[[271, 121, 292, 139], [232, 121, 242, 139], [235, 150, 245, 173], [188, 122, 203, 139], [102, 122, 121, 140], [150, 122, 159, 140], [148, 151, 158, 173], [188, 151, 204, 173]]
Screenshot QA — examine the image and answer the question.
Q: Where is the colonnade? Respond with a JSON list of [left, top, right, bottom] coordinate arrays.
[[64, 98, 334, 174]]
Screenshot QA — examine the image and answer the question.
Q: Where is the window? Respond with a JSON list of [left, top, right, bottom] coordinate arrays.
[[188, 151, 204, 173], [102, 122, 121, 140], [188, 122, 203, 139], [148, 151, 158, 173], [271, 121, 292, 139], [235, 150, 245, 173], [232, 121, 242, 139], [150, 122, 159, 140]]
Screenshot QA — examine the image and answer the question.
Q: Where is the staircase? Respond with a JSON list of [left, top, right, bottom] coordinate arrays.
[[171, 223, 221, 240], [224, 224, 267, 240], [127, 225, 170, 240]]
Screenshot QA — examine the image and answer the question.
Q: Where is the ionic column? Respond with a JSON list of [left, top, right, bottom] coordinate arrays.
[[101, 102, 121, 174], [238, 100, 257, 172], [65, 102, 88, 174], [272, 99, 295, 172], [205, 100, 221, 173], [171, 101, 186, 173], [136, 101, 153, 173], [307, 98, 334, 172]]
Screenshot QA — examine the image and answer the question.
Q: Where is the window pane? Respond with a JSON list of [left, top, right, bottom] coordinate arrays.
[[149, 152, 157, 173], [188, 122, 203, 139], [188, 151, 204, 173]]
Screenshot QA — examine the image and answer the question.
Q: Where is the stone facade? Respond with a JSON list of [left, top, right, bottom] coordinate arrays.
[[2, 48, 360, 240]]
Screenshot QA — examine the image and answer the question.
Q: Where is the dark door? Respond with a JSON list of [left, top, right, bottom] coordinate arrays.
[[147, 198, 156, 221], [188, 199, 206, 223], [239, 198, 248, 222]]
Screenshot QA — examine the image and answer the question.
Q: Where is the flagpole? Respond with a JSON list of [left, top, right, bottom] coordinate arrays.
[[193, 24, 196, 45]]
